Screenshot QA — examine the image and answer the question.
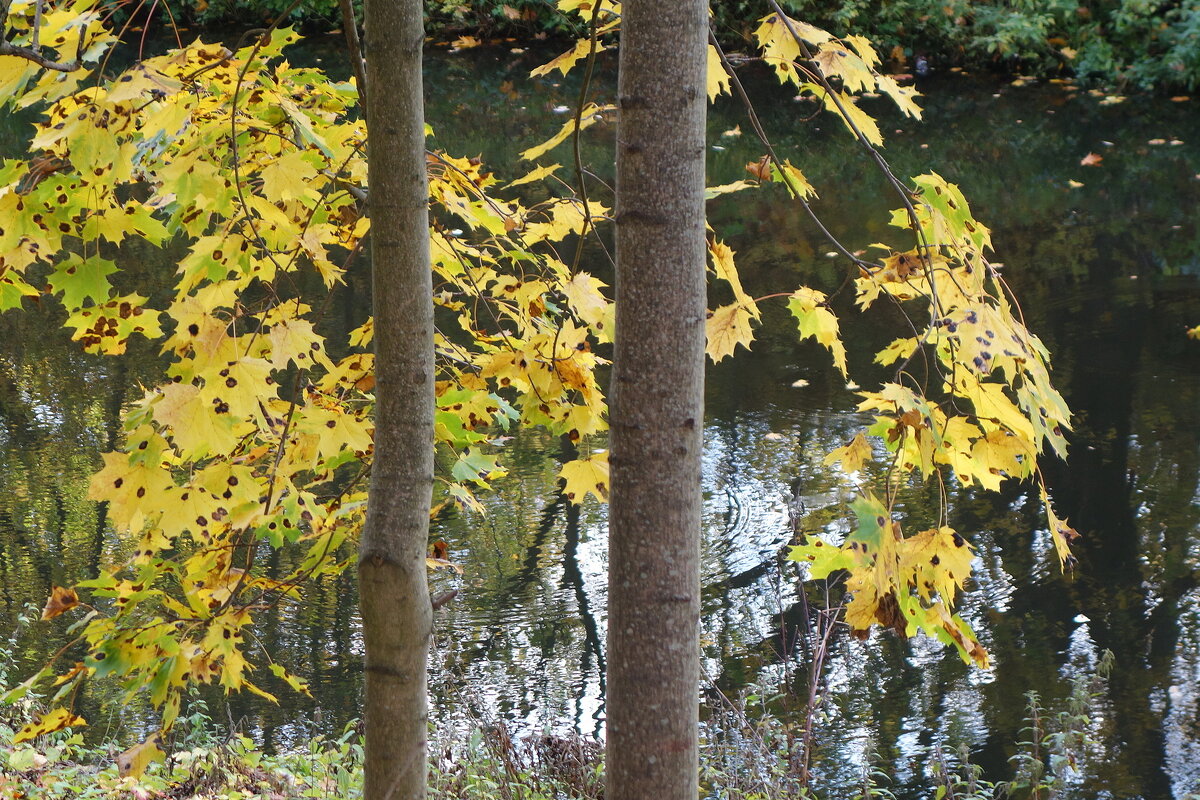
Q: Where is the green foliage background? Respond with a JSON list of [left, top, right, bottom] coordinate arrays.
[[137, 0, 1200, 91]]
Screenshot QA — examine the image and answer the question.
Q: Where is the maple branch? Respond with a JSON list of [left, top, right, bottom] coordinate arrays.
[[337, 0, 368, 106], [709, 31, 877, 272], [0, 36, 83, 72], [0, 0, 92, 71], [568, 0, 604, 274], [762, 0, 944, 319]]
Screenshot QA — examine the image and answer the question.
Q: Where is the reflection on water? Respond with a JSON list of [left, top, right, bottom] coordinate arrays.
[[2, 43, 1199, 798]]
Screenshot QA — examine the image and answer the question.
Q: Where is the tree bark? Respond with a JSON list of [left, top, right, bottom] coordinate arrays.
[[359, 1, 433, 799], [606, 1, 708, 798]]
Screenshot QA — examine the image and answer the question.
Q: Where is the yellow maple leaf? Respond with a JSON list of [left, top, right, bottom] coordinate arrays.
[[88, 452, 175, 534], [843, 34, 881, 68], [706, 43, 731, 101], [520, 103, 614, 162], [815, 86, 884, 146], [706, 301, 759, 363], [769, 159, 816, 199], [754, 13, 831, 86], [268, 318, 334, 371], [969, 429, 1033, 490], [875, 336, 918, 367], [787, 287, 848, 375], [506, 162, 562, 189], [561, 271, 612, 340], [12, 708, 86, 744], [1041, 485, 1079, 570], [874, 73, 924, 119], [900, 526, 974, 605], [708, 239, 752, 302], [814, 42, 874, 93], [823, 433, 873, 473], [153, 382, 241, 459], [559, 452, 609, 503], [530, 38, 606, 78], [704, 179, 756, 199], [524, 198, 609, 243]]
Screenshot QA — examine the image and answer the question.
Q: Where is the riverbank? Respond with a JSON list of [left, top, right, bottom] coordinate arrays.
[[1, 659, 1115, 800], [129, 0, 1200, 92]]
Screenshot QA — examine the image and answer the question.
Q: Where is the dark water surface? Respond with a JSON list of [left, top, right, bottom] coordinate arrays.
[[2, 39, 1199, 799]]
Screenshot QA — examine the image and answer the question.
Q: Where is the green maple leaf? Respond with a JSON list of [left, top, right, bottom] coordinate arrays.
[[48, 254, 118, 309], [0, 275, 40, 312], [451, 447, 507, 487]]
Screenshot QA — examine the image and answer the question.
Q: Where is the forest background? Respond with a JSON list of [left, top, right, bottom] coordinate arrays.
[[178, 0, 1200, 92]]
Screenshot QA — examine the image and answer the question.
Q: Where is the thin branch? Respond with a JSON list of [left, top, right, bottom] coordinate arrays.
[[31, 0, 42, 50], [709, 31, 877, 272], [0, 38, 82, 72], [568, 0, 604, 273], [337, 0, 368, 106], [763, 0, 943, 319]]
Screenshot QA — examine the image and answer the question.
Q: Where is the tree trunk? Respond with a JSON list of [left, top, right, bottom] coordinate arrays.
[[359, 1, 433, 799], [606, 0, 708, 798]]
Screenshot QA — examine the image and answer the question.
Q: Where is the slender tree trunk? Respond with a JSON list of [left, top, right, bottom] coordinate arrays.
[[606, 0, 708, 798], [359, 1, 433, 798]]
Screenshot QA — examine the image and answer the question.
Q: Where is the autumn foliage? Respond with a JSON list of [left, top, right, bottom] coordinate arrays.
[[1, 0, 1076, 770]]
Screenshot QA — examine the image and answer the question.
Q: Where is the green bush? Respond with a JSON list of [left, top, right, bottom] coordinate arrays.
[[122, 0, 1200, 90]]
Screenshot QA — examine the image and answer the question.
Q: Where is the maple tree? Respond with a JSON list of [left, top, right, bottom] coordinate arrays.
[[0, 0, 611, 779], [0, 0, 1080, 788], [356, 0, 436, 798], [604, 0, 707, 798], [530, 0, 1075, 668]]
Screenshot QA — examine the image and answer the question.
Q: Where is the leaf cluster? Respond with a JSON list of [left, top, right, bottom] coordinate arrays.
[[2, 8, 613, 768], [2, 0, 1080, 762]]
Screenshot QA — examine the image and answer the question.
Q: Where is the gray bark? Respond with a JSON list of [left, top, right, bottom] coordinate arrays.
[[359, 1, 433, 799], [606, 0, 709, 798]]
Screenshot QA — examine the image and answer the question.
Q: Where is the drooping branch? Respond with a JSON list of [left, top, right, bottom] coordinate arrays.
[[0, 0, 85, 71], [0, 37, 82, 71]]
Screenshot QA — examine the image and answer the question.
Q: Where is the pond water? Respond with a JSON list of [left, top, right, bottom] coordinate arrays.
[[2, 37, 1200, 799]]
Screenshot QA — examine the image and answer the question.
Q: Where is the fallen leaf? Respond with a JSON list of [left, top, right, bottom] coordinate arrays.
[[1170, 96, 1190, 102], [791, 379, 810, 388], [1068, 180, 1084, 188], [1148, 138, 1167, 145], [1080, 152, 1103, 166]]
